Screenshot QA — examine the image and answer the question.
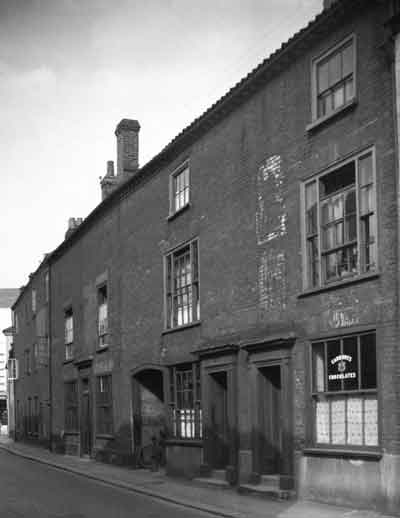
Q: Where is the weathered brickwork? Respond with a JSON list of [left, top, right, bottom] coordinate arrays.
[[10, 1, 400, 513], [12, 264, 50, 447]]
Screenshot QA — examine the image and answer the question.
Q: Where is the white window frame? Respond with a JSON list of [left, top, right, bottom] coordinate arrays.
[[164, 239, 200, 330], [311, 34, 356, 124], [169, 161, 190, 216]]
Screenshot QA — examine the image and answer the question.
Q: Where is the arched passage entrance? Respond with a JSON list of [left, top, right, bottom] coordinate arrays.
[[131, 366, 166, 465]]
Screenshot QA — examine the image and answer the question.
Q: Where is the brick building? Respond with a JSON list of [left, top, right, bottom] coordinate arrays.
[[12, 263, 51, 446], [10, 0, 400, 513]]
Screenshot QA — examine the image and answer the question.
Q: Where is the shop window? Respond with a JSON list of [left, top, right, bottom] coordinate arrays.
[[165, 240, 200, 329], [64, 381, 78, 432], [311, 332, 378, 447], [169, 364, 202, 439], [96, 375, 113, 435], [303, 149, 376, 289]]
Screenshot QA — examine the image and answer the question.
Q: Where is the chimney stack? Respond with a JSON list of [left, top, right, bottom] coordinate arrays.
[[115, 119, 140, 178], [100, 160, 119, 200], [99, 119, 141, 200], [65, 217, 82, 240], [323, 0, 337, 8]]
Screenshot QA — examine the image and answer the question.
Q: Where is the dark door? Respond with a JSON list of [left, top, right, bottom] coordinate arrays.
[[81, 378, 92, 456], [209, 371, 229, 469], [259, 365, 282, 474]]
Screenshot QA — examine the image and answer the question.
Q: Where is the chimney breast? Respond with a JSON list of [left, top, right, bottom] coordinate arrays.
[[115, 119, 140, 178]]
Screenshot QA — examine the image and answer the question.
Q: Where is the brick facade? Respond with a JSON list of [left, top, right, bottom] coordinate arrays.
[[10, 1, 400, 513]]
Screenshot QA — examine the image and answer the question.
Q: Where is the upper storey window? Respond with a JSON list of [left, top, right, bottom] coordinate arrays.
[[303, 149, 376, 289], [64, 308, 74, 360], [170, 162, 190, 216], [312, 36, 355, 122], [165, 240, 199, 329]]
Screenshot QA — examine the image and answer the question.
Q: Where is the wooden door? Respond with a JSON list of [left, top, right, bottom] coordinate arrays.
[[259, 365, 282, 474], [209, 371, 229, 469], [81, 379, 92, 456]]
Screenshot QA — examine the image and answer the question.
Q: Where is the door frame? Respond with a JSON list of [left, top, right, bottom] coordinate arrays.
[[80, 376, 92, 456], [199, 347, 238, 473], [246, 341, 294, 490]]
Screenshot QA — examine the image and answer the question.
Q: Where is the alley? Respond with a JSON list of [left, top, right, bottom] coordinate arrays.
[[0, 449, 216, 518]]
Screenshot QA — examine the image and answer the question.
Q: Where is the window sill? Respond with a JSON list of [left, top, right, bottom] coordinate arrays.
[[96, 434, 114, 440], [63, 359, 75, 365], [96, 345, 109, 354], [165, 438, 203, 447], [167, 203, 191, 221], [306, 98, 357, 133], [298, 272, 380, 299], [162, 320, 201, 335], [303, 447, 382, 460], [64, 430, 79, 435]]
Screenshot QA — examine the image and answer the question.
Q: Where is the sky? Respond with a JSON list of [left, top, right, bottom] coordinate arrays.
[[0, 0, 322, 288]]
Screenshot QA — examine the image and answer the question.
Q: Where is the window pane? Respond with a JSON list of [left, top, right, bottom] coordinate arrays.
[[333, 84, 344, 109], [342, 42, 353, 77], [364, 396, 378, 446], [345, 215, 357, 241], [327, 340, 341, 391], [360, 333, 376, 389], [317, 60, 329, 93], [320, 162, 355, 197], [345, 190, 356, 215], [329, 51, 342, 85], [307, 238, 319, 287], [345, 77, 354, 102], [342, 336, 358, 391], [347, 397, 363, 445], [325, 251, 338, 281], [360, 185, 373, 215], [359, 154, 373, 187], [312, 343, 325, 392], [316, 399, 330, 443], [331, 398, 345, 444]]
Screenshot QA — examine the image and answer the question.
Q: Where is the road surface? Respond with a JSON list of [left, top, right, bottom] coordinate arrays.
[[0, 449, 217, 518]]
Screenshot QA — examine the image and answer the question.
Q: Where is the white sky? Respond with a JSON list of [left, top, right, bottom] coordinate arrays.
[[0, 0, 322, 288]]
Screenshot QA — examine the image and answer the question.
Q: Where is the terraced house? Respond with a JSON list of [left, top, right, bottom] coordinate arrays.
[[10, 0, 400, 513]]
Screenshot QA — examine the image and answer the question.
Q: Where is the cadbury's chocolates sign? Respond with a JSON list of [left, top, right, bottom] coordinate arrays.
[[328, 354, 356, 381]]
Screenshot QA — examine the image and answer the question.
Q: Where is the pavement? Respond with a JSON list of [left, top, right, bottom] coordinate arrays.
[[0, 436, 396, 518]]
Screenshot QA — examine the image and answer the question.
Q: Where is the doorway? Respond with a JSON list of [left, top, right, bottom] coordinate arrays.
[[209, 371, 229, 469], [132, 369, 166, 465], [259, 365, 282, 474], [80, 378, 92, 456]]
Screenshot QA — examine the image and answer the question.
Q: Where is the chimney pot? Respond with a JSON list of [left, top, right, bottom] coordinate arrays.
[[106, 160, 115, 177], [68, 217, 76, 229]]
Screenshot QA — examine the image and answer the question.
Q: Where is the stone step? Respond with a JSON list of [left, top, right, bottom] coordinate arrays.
[[238, 483, 295, 500], [211, 469, 227, 481], [260, 474, 280, 488]]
